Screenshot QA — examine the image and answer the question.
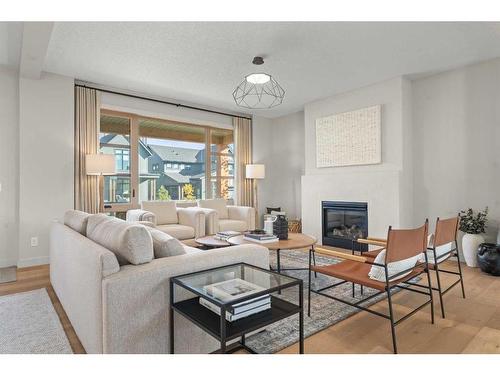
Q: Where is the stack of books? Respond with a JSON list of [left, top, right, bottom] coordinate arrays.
[[214, 231, 241, 241], [243, 232, 279, 243], [201, 278, 271, 322]]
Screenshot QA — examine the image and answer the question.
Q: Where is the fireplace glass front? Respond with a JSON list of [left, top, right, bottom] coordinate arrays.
[[322, 201, 368, 251]]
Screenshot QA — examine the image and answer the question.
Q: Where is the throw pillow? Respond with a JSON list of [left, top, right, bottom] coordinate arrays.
[[141, 201, 178, 225], [198, 199, 228, 220], [87, 215, 154, 265], [63, 210, 91, 236], [368, 249, 421, 282], [145, 227, 186, 258]]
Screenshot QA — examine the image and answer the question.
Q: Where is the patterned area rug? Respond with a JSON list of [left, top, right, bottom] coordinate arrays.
[[245, 249, 390, 354], [0, 288, 72, 354]]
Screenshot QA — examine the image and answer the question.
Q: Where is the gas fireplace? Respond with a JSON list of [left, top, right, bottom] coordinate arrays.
[[322, 201, 368, 251]]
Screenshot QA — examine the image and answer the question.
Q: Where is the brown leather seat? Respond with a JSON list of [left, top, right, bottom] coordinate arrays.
[[311, 260, 426, 291]]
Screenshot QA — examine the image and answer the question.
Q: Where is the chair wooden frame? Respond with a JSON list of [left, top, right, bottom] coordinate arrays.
[[308, 222, 434, 354]]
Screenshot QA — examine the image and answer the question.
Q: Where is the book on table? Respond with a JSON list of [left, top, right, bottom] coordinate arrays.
[[199, 298, 271, 322], [243, 232, 279, 243], [200, 278, 271, 321], [214, 231, 241, 240], [244, 236, 279, 244]]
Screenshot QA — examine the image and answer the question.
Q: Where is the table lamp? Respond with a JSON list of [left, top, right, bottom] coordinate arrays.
[[86, 153, 116, 212]]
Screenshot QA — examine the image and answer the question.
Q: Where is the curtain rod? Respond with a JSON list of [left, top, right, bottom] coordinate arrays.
[[74, 82, 252, 120]]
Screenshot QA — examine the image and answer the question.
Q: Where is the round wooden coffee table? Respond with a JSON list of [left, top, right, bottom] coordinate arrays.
[[227, 233, 317, 274], [195, 235, 231, 249]]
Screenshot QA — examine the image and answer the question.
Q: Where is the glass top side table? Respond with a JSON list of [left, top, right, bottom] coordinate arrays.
[[170, 263, 304, 354]]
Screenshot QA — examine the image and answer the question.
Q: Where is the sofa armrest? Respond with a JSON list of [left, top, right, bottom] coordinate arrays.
[[50, 222, 120, 354], [137, 220, 156, 228], [126, 209, 156, 226], [177, 207, 205, 238], [102, 244, 269, 353], [228, 205, 256, 231], [196, 207, 218, 235]]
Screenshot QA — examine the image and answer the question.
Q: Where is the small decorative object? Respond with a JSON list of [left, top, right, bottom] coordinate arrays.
[[316, 105, 381, 168], [459, 207, 488, 267], [477, 243, 500, 276], [264, 216, 275, 235], [266, 207, 281, 214], [288, 219, 302, 233], [273, 213, 288, 240], [233, 56, 285, 109]]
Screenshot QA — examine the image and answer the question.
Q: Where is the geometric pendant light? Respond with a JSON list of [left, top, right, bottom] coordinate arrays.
[[232, 56, 285, 109]]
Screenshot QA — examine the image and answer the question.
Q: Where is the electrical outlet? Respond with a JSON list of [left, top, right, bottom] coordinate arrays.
[[30, 237, 38, 247]]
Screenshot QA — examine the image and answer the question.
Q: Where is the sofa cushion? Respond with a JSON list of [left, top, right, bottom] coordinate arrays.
[[145, 227, 186, 258], [141, 201, 178, 225], [86, 214, 153, 265], [368, 249, 422, 282], [64, 210, 92, 236], [156, 224, 195, 240], [218, 219, 248, 233], [198, 199, 228, 220]]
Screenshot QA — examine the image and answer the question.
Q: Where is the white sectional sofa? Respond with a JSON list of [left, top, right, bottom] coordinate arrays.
[[50, 210, 268, 354]]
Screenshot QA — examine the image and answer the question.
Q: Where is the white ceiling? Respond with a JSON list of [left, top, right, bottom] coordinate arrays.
[[33, 22, 500, 117]]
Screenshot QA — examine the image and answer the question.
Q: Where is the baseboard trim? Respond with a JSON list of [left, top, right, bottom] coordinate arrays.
[[17, 256, 49, 268], [0, 259, 18, 268]]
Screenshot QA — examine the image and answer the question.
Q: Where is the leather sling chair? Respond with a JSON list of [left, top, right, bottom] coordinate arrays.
[[308, 221, 434, 354], [361, 216, 465, 318]]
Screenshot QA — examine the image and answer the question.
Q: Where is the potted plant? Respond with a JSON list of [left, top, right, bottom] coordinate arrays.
[[459, 207, 488, 267]]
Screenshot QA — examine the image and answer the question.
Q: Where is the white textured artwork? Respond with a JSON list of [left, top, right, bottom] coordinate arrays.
[[316, 105, 381, 168]]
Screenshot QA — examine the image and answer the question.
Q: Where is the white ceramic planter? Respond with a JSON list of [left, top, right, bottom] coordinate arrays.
[[462, 233, 484, 267]]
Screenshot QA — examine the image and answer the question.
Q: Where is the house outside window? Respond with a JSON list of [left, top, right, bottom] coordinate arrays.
[[114, 149, 130, 172]]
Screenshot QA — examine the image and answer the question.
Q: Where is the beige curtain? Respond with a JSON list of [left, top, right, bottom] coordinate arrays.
[[233, 117, 253, 207], [74, 87, 101, 213]]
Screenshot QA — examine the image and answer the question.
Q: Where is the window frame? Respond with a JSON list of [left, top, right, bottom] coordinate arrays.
[[100, 109, 235, 213]]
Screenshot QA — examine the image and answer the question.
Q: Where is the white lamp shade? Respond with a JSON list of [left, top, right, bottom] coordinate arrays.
[[246, 164, 265, 179], [85, 154, 116, 176]]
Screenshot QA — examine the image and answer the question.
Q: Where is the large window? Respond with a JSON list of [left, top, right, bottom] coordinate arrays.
[[100, 110, 235, 213]]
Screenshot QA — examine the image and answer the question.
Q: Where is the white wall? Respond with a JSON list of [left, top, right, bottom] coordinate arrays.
[[252, 112, 305, 225], [18, 72, 74, 267], [412, 58, 500, 240], [0, 67, 19, 267]]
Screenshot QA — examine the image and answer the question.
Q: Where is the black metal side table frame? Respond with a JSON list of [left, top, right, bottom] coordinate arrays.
[[270, 245, 318, 276], [169, 263, 304, 354]]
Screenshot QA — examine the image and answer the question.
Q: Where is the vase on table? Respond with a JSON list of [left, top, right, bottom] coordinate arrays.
[[462, 233, 484, 267]]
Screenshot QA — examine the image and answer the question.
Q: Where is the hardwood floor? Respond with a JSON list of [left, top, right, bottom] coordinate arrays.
[[1, 262, 500, 354]]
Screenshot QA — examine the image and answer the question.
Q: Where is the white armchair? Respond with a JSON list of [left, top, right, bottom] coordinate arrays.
[[127, 201, 205, 240], [197, 198, 255, 234]]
